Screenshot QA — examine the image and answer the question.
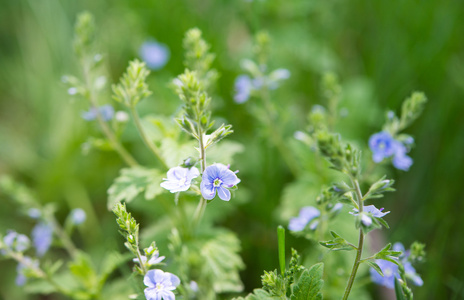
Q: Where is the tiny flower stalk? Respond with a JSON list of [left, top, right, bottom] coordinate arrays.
[[113, 60, 168, 170], [71, 12, 138, 167]]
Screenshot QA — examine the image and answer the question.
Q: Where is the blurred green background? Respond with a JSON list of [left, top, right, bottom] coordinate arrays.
[[1, 0, 463, 299]]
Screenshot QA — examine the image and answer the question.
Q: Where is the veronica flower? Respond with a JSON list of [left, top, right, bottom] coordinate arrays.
[[200, 163, 240, 201], [161, 166, 200, 193], [70, 208, 86, 225], [133, 250, 165, 266], [2, 231, 30, 253], [370, 242, 423, 289], [234, 75, 253, 103], [144, 269, 180, 300], [369, 131, 413, 171], [82, 105, 114, 121], [350, 205, 390, 226], [32, 222, 53, 257], [27, 208, 41, 219], [288, 207, 321, 232], [139, 40, 170, 70]]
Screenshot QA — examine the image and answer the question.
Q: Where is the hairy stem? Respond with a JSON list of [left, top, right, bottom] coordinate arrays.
[[129, 106, 168, 169], [342, 178, 365, 300], [192, 126, 207, 230]]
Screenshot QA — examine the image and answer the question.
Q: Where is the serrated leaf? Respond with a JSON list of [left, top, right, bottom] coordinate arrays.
[[291, 263, 324, 300], [232, 289, 280, 300], [107, 167, 164, 210], [200, 231, 245, 293]]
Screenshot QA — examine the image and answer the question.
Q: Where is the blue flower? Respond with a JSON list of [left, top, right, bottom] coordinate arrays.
[[370, 242, 423, 289], [82, 105, 114, 121], [32, 222, 53, 257], [161, 166, 200, 193], [234, 75, 253, 103], [288, 207, 321, 232], [70, 208, 86, 225], [27, 208, 41, 219], [144, 269, 180, 300], [369, 259, 399, 289], [2, 231, 30, 253], [140, 40, 170, 70], [15, 256, 39, 286], [350, 205, 390, 226], [200, 163, 240, 201], [392, 142, 413, 171], [133, 249, 165, 267], [369, 132, 397, 163], [369, 131, 413, 171]]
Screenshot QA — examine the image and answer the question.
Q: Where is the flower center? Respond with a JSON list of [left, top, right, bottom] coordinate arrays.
[[156, 283, 165, 290], [213, 178, 222, 187]]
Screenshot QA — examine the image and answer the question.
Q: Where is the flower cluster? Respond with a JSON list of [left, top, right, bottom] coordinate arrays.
[[369, 131, 413, 171], [370, 242, 423, 289]]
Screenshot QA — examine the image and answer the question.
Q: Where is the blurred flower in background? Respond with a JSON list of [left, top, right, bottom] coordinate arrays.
[[81, 105, 114, 121], [31, 222, 53, 257], [139, 39, 170, 70], [70, 208, 86, 225]]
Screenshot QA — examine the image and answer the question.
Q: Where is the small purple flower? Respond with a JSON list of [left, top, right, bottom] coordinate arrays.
[[288, 207, 321, 232], [133, 250, 165, 266], [32, 222, 53, 257], [234, 75, 253, 104], [144, 269, 180, 300], [369, 131, 414, 171], [27, 208, 41, 219], [161, 166, 200, 193], [369, 132, 397, 163], [70, 208, 86, 225], [370, 259, 399, 289], [140, 40, 170, 70], [82, 105, 114, 121], [350, 205, 390, 226], [392, 142, 413, 171], [2, 231, 30, 253], [200, 163, 240, 201], [16, 256, 39, 286]]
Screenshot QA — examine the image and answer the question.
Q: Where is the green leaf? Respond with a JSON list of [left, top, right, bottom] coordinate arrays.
[[200, 231, 245, 293], [107, 167, 164, 210], [373, 243, 402, 265], [291, 263, 324, 300], [232, 289, 281, 300], [206, 140, 244, 165], [319, 231, 356, 251], [68, 252, 98, 293], [365, 260, 383, 276]]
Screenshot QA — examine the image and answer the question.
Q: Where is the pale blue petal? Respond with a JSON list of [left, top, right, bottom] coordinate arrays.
[[217, 186, 231, 201]]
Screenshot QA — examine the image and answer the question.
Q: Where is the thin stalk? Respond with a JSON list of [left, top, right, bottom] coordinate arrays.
[[192, 126, 207, 230], [129, 106, 168, 169], [82, 65, 138, 167], [134, 236, 148, 275], [342, 178, 365, 300], [49, 215, 79, 259], [260, 88, 300, 177], [9, 252, 70, 296]]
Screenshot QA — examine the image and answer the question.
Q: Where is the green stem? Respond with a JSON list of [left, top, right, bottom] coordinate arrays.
[[129, 107, 168, 169], [342, 178, 365, 300], [9, 252, 70, 296], [82, 65, 138, 167], [49, 215, 79, 259], [260, 88, 300, 177], [192, 126, 207, 230]]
